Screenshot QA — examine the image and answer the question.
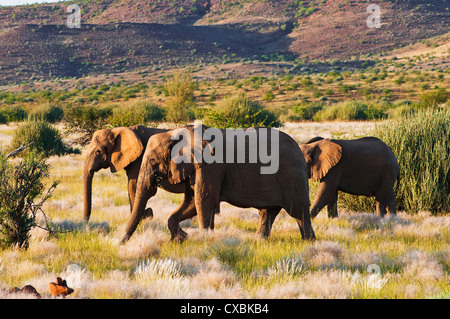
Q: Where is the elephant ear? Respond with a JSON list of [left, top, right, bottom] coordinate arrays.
[[165, 126, 211, 184], [166, 132, 196, 184], [310, 139, 342, 182], [110, 127, 144, 173], [304, 136, 324, 144], [168, 159, 195, 184]]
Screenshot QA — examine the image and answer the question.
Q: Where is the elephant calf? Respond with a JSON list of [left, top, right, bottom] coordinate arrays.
[[299, 136, 399, 218]]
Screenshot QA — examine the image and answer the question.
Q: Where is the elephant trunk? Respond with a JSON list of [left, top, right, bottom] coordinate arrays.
[[121, 167, 156, 243], [83, 166, 94, 222]]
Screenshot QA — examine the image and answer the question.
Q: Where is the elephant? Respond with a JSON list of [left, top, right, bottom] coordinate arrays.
[[298, 136, 400, 218], [83, 125, 185, 222], [121, 124, 315, 243]]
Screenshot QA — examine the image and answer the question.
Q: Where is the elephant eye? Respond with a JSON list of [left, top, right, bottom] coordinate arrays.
[[95, 150, 102, 156], [150, 159, 156, 166]]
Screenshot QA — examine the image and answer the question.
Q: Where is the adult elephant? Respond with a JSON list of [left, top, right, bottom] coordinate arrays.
[[299, 136, 400, 218], [121, 125, 315, 243], [83, 125, 185, 222]]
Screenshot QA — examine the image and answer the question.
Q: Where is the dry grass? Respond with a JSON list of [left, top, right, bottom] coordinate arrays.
[[0, 122, 448, 299]]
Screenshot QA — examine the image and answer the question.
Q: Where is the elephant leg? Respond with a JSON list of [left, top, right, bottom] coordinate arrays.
[[127, 177, 137, 213], [193, 172, 220, 231], [168, 187, 196, 242], [326, 191, 339, 218], [286, 203, 316, 240], [375, 199, 387, 217], [376, 185, 397, 217], [311, 181, 338, 218], [257, 207, 281, 238], [128, 176, 155, 218], [386, 189, 397, 216], [195, 196, 217, 231], [127, 163, 156, 218]]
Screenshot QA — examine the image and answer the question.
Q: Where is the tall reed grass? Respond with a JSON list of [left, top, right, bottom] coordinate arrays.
[[373, 109, 450, 214]]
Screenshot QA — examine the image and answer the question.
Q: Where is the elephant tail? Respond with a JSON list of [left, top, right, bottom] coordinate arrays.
[[394, 170, 401, 208], [395, 170, 400, 194]]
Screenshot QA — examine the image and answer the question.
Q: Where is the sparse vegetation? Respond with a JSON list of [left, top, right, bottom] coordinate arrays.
[[0, 151, 57, 250], [108, 101, 166, 127], [374, 109, 450, 214], [0, 0, 448, 301], [203, 94, 281, 129], [164, 72, 197, 123], [64, 105, 113, 145], [10, 120, 77, 157]]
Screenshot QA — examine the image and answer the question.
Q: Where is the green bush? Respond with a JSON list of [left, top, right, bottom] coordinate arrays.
[[28, 104, 64, 123], [420, 88, 449, 106], [164, 72, 197, 123], [337, 109, 450, 214], [263, 91, 275, 102], [108, 102, 166, 127], [203, 94, 281, 129], [313, 101, 388, 121], [313, 101, 368, 121], [108, 104, 146, 128], [0, 106, 27, 122], [0, 151, 57, 249], [373, 110, 449, 214], [289, 103, 323, 121], [10, 120, 77, 157], [143, 102, 167, 122], [64, 105, 113, 145], [337, 192, 376, 213], [0, 112, 7, 124], [386, 103, 417, 119]]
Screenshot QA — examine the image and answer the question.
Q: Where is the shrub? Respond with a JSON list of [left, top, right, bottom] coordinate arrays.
[[142, 102, 167, 122], [203, 94, 281, 129], [289, 103, 323, 121], [0, 151, 57, 249], [313, 101, 368, 121], [64, 105, 113, 145], [164, 72, 197, 123], [313, 101, 388, 121], [373, 109, 450, 214], [28, 104, 64, 123], [364, 102, 388, 120], [108, 101, 166, 127], [10, 120, 76, 157], [420, 88, 449, 106], [337, 110, 450, 214], [263, 91, 275, 102], [0, 112, 7, 124], [386, 103, 417, 119], [0, 105, 27, 122], [108, 104, 147, 128], [337, 192, 376, 213]]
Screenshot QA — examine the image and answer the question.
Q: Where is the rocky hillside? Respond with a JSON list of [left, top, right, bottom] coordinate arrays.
[[0, 0, 448, 84]]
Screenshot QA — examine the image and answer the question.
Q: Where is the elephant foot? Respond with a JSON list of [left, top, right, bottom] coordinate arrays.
[[120, 234, 130, 244], [256, 228, 270, 239], [310, 210, 319, 219], [303, 228, 316, 241], [170, 228, 188, 243], [143, 208, 153, 219]]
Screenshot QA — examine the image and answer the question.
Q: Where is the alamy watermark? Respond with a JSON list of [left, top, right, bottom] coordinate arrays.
[[170, 122, 280, 175], [366, 4, 381, 28], [66, 4, 81, 29]]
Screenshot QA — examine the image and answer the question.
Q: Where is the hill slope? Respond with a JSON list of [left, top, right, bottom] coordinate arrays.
[[0, 0, 448, 84]]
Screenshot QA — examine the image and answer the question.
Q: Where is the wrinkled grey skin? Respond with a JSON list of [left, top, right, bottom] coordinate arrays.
[[299, 136, 400, 218], [83, 125, 185, 222], [122, 125, 315, 243]]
